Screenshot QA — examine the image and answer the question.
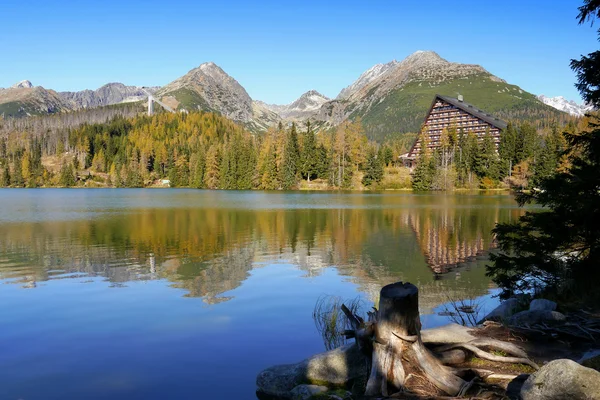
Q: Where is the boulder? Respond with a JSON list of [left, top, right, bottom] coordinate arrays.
[[290, 384, 328, 400], [479, 298, 521, 323], [529, 299, 557, 312], [520, 359, 600, 399], [508, 310, 566, 326], [256, 344, 368, 398]]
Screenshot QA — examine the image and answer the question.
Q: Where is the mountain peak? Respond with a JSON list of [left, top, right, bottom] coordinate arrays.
[[198, 62, 225, 75], [158, 61, 255, 123], [337, 60, 399, 100], [300, 90, 328, 99], [262, 90, 330, 120], [538, 94, 594, 116], [11, 80, 33, 89], [200, 61, 218, 69], [402, 50, 447, 65]]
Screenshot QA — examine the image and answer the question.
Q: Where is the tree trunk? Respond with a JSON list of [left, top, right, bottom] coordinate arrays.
[[364, 282, 466, 397]]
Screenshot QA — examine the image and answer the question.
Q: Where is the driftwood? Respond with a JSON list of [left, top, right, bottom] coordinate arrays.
[[342, 281, 539, 398]]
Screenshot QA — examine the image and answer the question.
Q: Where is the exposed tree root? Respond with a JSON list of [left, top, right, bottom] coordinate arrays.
[[434, 342, 539, 369], [340, 282, 540, 398], [471, 370, 520, 382], [435, 349, 466, 365]]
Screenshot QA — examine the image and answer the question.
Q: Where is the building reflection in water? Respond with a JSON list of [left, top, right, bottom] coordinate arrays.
[[0, 194, 523, 312]]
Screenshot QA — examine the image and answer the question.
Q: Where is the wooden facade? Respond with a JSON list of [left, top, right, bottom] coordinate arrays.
[[403, 95, 507, 167]]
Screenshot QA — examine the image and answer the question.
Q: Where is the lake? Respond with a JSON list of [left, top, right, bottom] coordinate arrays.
[[0, 189, 525, 400]]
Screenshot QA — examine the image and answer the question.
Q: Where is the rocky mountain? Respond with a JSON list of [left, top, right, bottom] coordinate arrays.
[[261, 90, 330, 120], [154, 62, 279, 131], [0, 80, 157, 118], [309, 51, 564, 141], [11, 80, 34, 89], [337, 60, 398, 100], [0, 81, 70, 117], [1, 52, 570, 140], [537, 95, 593, 117], [60, 83, 159, 109]]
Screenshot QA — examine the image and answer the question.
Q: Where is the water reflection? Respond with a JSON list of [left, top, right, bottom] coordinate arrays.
[[0, 190, 523, 312]]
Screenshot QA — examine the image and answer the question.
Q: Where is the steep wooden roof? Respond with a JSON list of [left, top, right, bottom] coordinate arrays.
[[434, 95, 508, 130]]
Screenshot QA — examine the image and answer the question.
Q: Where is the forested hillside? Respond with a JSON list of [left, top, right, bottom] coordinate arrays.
[[0, 111, 392, 190], [0, 107, 581, 191], [356, 74, 571, 142]]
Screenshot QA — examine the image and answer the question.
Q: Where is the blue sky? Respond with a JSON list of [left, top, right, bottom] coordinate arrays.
[[0, 0, 597, 104]]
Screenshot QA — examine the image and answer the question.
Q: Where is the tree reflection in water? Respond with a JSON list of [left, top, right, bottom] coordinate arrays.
[[0, 191, 525, 312]]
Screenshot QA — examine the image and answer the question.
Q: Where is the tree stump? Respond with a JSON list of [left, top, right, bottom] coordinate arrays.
[[364, 282, 466, 397]]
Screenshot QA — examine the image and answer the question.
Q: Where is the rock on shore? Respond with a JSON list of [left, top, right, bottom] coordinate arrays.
[[256, 343, 367, 399], [520, 359, 600, 399]]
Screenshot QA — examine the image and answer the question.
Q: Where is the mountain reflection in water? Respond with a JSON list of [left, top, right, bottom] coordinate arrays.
[[0, 189, 524, 313]]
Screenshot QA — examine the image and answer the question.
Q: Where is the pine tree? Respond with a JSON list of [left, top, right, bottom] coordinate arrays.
[[204, 144, 221, 189], [125, 160, 144, 187], [300, 121, 318, 181], [190, 151, 206, 188], [489, 2, 600, 303], [21, 152, 31, 183], [362, 147, 384, 187], [261, 149, 279, 190], [175, 155, 190, 187], [281, 124, 300, 190], [516, 122, 537, 164], [0, 138, 6, 160], [381, 146, 394, 167], [12, 155, 24, 187], [1, 166, 10, 187], [109, 163, 121, 187], [475, 130, 501, 182], [315, 144, 330, 179], [499, 123, 518, 177], [59, 163, 76, 187], [72, 156, 80, 171], [531, 135, 558, 187], [167, 153, 179, 187], [91, 149, 106, 172], [412, 133, 435, 191]]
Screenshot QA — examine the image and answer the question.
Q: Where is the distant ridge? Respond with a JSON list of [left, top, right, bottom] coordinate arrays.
[[1, 51, 566, 140]]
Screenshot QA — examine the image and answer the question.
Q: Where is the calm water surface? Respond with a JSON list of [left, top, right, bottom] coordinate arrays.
[[0, 189, 525, 400]]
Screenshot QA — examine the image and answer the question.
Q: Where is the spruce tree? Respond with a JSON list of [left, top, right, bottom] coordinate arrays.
[[300, 122, 318, 181], [1, 166, 10, 187], [489, 1, 600, 303], [362, 147, 384, 187], [411, 133, 435, 191], [475, 130, 501, 182], [59, 163, 76, 187], [0, 138, 6, 160], [516, 122, 537, 164], [281, 124, 300, 190], [315, 144, 329, 180], [204, 145, 221, 189], [190, 152, 206, 189], [531, 133, 559, 187], [499, 123, 518, 177], [238, 140, 257, 190], [261, 149, 279, 190], [381, 146, 394, 167], [12, 156, 24, 187]]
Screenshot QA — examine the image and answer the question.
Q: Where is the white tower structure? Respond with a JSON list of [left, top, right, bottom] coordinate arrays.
[[140, 88, 176, 116], [147, 95, 155, 116]]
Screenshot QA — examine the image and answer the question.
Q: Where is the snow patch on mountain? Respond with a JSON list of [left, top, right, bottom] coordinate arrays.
[[538, 95, 594, 116]]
